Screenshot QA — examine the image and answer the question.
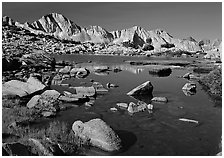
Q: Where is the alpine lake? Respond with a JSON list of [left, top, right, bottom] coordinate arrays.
[[36, 54, 221, 156]]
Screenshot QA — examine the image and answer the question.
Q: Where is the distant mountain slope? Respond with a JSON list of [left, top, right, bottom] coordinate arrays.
[[2, 13, 220, 52]]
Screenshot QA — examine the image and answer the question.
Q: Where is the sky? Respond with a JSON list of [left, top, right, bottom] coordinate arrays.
[[2, 2, 222, 41]]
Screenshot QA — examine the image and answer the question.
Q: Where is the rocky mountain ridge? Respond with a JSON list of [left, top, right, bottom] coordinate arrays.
[[2, 13, 222, 54]]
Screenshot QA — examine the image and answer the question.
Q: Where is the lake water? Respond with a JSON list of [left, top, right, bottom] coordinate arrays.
[[49, 54, 221, 156]]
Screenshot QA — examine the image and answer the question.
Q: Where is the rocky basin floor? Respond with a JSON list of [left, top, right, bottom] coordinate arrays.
[[2, 53, 222, 156]]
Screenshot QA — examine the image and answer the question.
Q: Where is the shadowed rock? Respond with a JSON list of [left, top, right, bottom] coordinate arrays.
[[127, 81, 153, 96]]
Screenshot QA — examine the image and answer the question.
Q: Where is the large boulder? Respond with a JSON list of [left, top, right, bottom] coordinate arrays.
[[26, 90, 61, 116], [72, 118, 122, 151], [127, 81, 153, 96], [2, 77, 46, 97]]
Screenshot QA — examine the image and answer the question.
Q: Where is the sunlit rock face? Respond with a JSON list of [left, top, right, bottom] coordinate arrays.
[[28, 13, 81, 39], [111, 26, 201, 52], [2, 13, 209, 52]]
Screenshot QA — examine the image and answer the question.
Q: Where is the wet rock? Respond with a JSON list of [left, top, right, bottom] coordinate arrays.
[[136, 101, 148, 111], [70, 67, 89, 78], [116, 103, 128, 109], [72, 118, 122, 151], [106, 83, 119, 88], [94, 66, 109, 72], [29, 138, 54, 156], [151, 97, 168, 103], [148, 67, 172, 77], [2, 76, 46, 97], [2, 142, 32, 156], [59, 66, 72, 74], [70, 86, 96, 97], [92, 82, 108, 93], [182, 82, 196, 91], [127, 101, 146, 114], [110, 107, 118, 112], [127, 81, 153, 96], [147, 104, 153, 110]]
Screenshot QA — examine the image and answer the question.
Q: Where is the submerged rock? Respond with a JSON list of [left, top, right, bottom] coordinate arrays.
[[148, 67, 172, 77], [110, 107, 118, 112], [127, 81, 153, 96], [151, 97, 168, 103], [72, 118, 122, 151]]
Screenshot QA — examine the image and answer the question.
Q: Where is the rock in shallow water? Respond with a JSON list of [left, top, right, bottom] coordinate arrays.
[[127, 81, 153, 96], [151, 97, 168, 103], [182, 82, 196, 91], [72, 118, 122, 152]]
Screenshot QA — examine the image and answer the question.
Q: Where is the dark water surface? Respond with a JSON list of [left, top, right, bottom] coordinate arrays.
[[49, 54, 221, 156]]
